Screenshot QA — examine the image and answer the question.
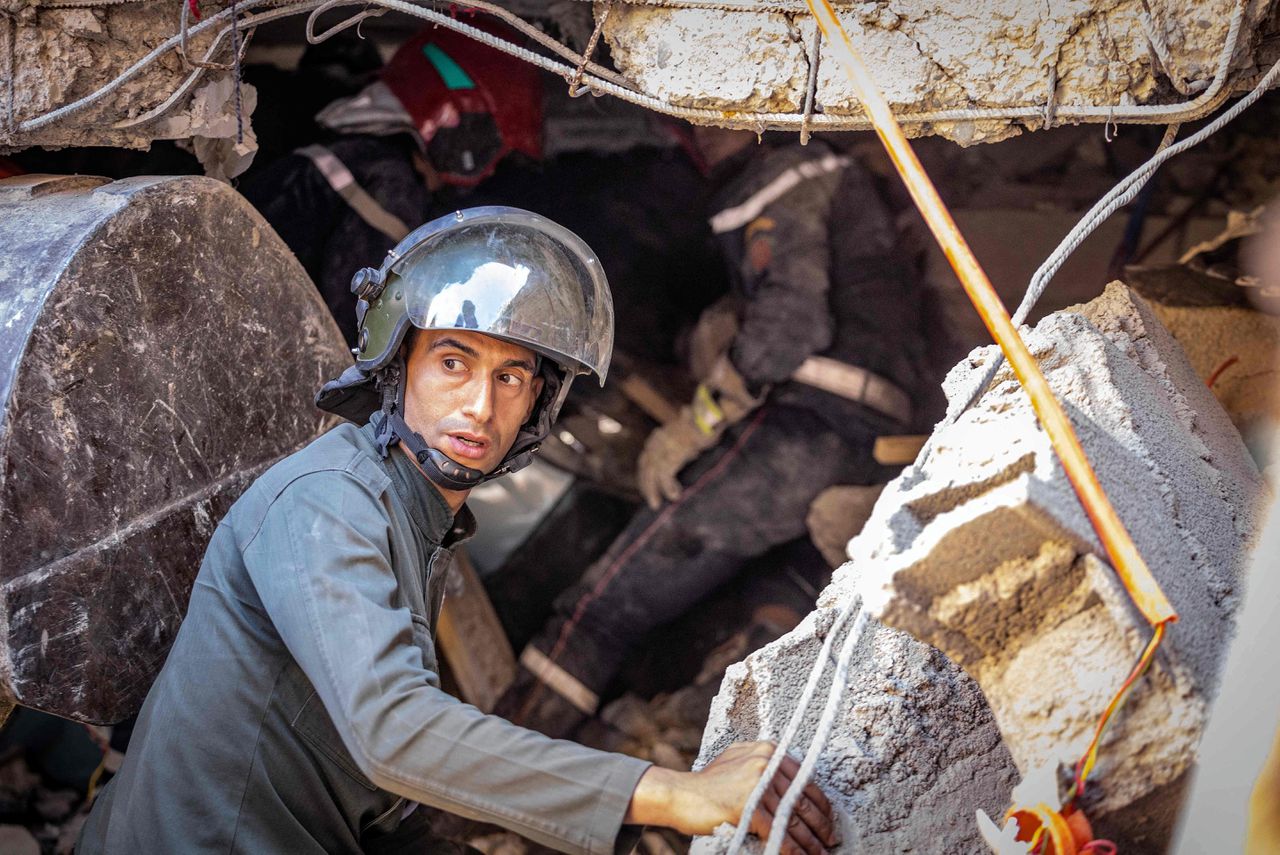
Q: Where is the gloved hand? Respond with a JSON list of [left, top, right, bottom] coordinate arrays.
[[636, 356, 765, 509], [636, 406, 717, 509]]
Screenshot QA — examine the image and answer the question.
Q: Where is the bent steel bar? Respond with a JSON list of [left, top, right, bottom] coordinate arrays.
[[806, 0, 1176, 628]]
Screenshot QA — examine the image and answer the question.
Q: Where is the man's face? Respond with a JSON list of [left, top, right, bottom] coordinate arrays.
[[402, 329, 544, 476]]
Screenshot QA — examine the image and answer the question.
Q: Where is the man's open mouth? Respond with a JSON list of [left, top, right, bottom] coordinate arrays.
[[446, 433, 490, 461]]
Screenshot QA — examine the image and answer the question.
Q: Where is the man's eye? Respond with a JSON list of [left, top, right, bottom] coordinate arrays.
[[443, 358, 464, 371], [499, 373, 523, 387]]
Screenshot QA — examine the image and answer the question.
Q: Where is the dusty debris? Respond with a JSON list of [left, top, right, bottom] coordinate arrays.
[[840, 282, 1264, 849], [601, 0, 1277, 144], [805, 484, 882, 568], [1126, 264, 1280, 457], [0, 1, 255, 175]]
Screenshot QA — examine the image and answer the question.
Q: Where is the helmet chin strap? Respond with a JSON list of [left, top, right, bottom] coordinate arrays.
[[386, 411, 487, 492], [372, 353, 528, 494]]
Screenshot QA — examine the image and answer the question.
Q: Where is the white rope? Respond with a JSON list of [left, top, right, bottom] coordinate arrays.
[[763, 606, 870, 855], [12, 0, 1251, 136], [726, 599, 861, 853]]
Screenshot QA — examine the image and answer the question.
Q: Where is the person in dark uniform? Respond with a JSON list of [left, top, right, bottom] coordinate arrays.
[[501, 128, 929, 737], [241, 24, 542, 346]]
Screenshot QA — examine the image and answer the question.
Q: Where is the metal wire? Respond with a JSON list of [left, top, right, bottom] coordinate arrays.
[[12, 0, 1253, 137], [939, 52, 1280, 436], [799, 24, 821, 145]]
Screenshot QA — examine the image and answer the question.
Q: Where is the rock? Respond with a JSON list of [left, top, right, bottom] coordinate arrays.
[[846, 282, 1264, 849], [693, 611, 1018, 853], [0, 825, 39, 855], [600, 0, 1277, 145], [0, 174, 347, 723], [806, 484, 883, 568]]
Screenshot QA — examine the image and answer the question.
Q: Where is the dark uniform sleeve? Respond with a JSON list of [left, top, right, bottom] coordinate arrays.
[[727, 158, 846, 388], [240, 152, 342, 276], [242, 471, 650, 855]]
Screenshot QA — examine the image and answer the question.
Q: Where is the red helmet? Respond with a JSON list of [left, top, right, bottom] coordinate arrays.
[[381, 22, 543, 187]]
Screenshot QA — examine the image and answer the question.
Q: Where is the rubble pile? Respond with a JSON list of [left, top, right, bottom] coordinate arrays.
[[695, 283, 1265, 851], [0, 2, 255, 172]]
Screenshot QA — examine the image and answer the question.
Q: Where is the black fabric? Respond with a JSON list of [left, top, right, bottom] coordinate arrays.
[[315, 363, 380, 423], [713, 141, 927, 437], [241, 134, 447, 345], [526, 405, 887, 700]]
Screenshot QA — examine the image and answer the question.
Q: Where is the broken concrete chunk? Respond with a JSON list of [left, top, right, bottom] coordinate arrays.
[[1125, 265, 1280, 465], [837, 282, 1263, 849], [601, 0, 1275, 145], [1, 0, 256, 172], [696, 283, 1261, 851], [693, 609, 1018, 853]]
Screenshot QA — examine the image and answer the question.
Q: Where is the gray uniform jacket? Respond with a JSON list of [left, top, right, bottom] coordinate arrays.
[[78, 420, 650, 855]]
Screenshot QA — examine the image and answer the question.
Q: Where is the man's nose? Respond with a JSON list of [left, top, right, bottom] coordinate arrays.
[[460, 375, 495, 423]]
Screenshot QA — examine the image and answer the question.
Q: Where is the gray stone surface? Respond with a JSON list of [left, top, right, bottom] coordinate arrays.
[[692, 600, 1018, 852], [602, 0, 1278, 145], [695, 283, 1263, 851], [838, 282, 1264, 848]]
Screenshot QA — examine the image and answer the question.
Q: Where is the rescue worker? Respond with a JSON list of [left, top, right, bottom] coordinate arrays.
[[241, 23, 542, 346], [76, 207, 837, 855], [502, 128, 928, 737]]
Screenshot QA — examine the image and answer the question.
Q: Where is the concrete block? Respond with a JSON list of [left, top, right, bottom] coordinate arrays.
[[843, 282, 1264, 848], [600, 0, 1276, 145], [1, 1, 255, 171], [693, 610, 1018, 853]]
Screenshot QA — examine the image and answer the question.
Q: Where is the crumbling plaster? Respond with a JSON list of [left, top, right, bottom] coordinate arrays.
[[0, 1, 253, 169], [601, 0, 1277, 144]]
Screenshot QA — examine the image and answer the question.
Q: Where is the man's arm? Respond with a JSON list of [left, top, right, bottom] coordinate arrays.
[[245, 471, 647, 855], [245, 471, 836, 855]]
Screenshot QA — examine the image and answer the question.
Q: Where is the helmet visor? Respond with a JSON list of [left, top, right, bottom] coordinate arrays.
[[391, 208, 613, 383]]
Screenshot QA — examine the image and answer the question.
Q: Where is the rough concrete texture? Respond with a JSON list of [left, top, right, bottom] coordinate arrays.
[[1, 1, 254, 171], [601, 0, 1276, 145], [692, 599, 1019, 851], [833, 282, 1264, 848]]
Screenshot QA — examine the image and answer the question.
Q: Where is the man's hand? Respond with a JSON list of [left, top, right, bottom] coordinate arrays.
[[635, 410, 712, 509], [625, 741, 838, 855], [635, 357, 765, 510]]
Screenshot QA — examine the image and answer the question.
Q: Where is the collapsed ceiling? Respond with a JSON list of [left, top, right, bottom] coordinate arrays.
[[2, 0, 1279, 172]]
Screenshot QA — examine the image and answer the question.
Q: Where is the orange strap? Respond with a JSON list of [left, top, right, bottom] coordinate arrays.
[[804, 0, 1176, 627]]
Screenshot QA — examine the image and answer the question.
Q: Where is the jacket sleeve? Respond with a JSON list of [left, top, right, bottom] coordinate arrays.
[[239, 153, 341, 275], [728, 160, 846, 388], [242, 470, 650, 855]]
